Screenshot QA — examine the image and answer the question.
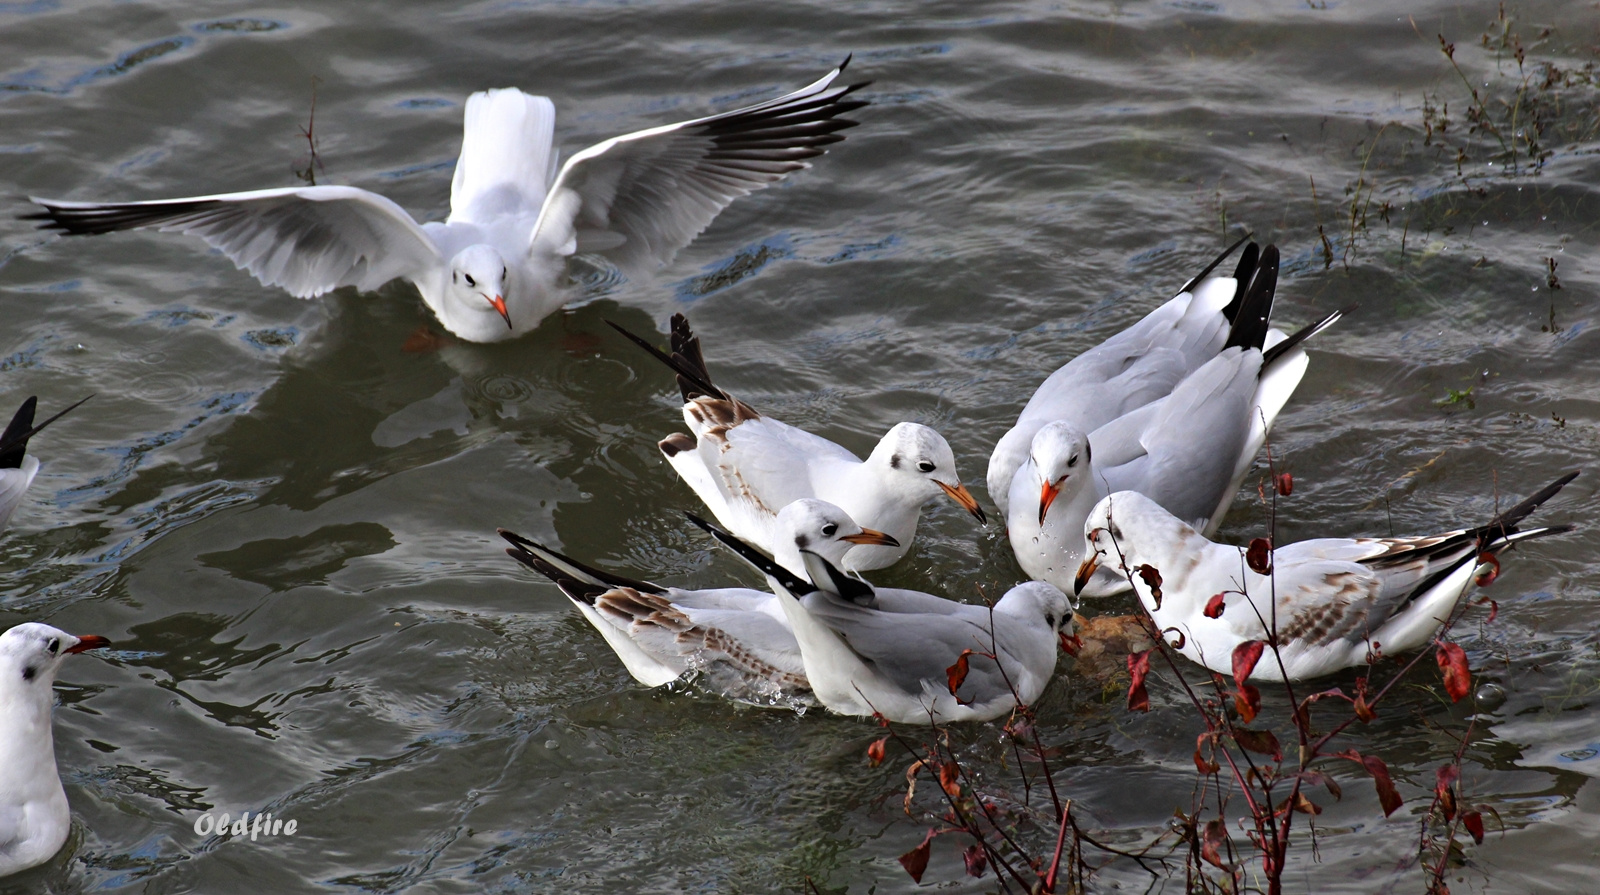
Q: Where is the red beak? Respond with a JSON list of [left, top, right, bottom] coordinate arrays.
[[489, 295, 511, 330], [1038, 478, 1063, 526], [65, 635, 110, 654]]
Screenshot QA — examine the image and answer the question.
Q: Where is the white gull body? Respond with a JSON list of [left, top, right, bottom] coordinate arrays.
[[611, 314, 987, 571], [28, 62, 867, 343], [500, 500, 898, 705], [995, 243, 1344, 597], [1075, 479, 1577, 681], [0, 623, 108, 878]]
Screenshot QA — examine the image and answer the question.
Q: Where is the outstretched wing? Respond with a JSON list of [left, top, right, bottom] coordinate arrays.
[[529, 59, 867, 271], [27, 186, 442, 298]]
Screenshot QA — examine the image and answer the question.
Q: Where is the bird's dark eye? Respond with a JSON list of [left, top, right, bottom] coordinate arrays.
[[452, 272, 458, 284], [917, 460, 936, 473], [464, 274, 476, 287], [821, 523, 838, 537], [501, 266, 508, 279], [46, 638, 59, 654], [1045, 614, 1056, 629], [1067, 454, 1079, 467]]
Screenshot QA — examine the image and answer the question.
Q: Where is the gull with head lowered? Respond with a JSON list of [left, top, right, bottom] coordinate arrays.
[[27, 60, 867, 343], [1074, 474, 1578, 681]]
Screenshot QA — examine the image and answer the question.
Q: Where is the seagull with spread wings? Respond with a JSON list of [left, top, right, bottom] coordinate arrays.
[[26, 60, 867, 343]]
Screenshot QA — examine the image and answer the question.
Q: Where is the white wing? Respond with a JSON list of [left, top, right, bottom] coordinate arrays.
[[449, 89, 557, 224], [529, 60, 866, 271], [28, 186, 443, 298], [0, 458, 39, 532]]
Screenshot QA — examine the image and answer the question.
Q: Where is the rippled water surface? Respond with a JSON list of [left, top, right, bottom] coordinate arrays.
[[3, 0, 1600, 892]]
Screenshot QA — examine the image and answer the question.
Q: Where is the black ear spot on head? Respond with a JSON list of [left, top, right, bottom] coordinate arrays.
[[795, 534, 810, 550], [21, 665, 36, 682], [889, 454, 902, 470]]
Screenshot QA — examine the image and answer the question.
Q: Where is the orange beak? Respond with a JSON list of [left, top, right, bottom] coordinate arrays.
[[1073, 555, 1099, 596], [488, 294, 511, 330], [66, 634, 110, 654], [840, 527, 900, 547], [936, 480, 988, 524], [1038, 478, 1064, 526]]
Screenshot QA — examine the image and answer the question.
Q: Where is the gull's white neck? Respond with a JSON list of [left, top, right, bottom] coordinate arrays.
[[0, 678, 63, 805]]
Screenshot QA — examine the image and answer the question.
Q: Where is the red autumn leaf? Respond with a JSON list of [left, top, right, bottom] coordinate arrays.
[[1462, 810, 1485, 844], [1279, 792, 1321, 815], [1299, 769, 1343, 801], [1234, 683, 1262, 724], [1336, 750, 1402, 817], [1137, 563, 1163, 593], [1246, 537, 1273, 574], [867, 737, 888, 767], [946, 649, 973, 701], [1477, 596, 1499, 624], [963, 843, 988, 878], [899, 829, 936, 882], [1354, 693, 1377, 723], [1203, 592, 1227, 618], [1127, 649, 1152, 713], [939, 761, 962, 797], [1233, 727, 1281, 761], [1200, 817, 1231, 869], [1194, 744, 1220, 774], [1436, 764, 1460, 821], [1059, 631, 1082, 656], [1275, 471, 1293, 496], [1232, 640, 1265, 686], [1474, 551, 1501, 587], [1436, 641, 1471, 703]]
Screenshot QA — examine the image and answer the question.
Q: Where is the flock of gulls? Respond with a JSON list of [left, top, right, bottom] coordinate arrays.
[[0, 57, 1580, 877]]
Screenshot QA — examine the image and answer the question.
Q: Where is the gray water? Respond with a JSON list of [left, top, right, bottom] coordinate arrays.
[[2, 0, 1599, 891]]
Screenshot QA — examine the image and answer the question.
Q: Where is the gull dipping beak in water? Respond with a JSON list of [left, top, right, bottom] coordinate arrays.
[[1076, 474, 1578, 681]]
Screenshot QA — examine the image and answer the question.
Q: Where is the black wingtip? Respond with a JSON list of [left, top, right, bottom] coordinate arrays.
[[1177, 231, 1254, 297], [1260, 303, 1352, 369], [1222, 244, 1279, 352], [606, 317, 725, 404], [839, 53, 853, 72], [684, 511, 817, 596], [496, 528, 663, 595], [798, 548, 875, 605], [1486, 470, 1580, 535], [0, 393, 91, 467]]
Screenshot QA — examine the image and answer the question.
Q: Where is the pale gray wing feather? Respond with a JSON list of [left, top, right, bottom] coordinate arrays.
[[530, 63, 864, 272], [1096, 348, 1259, 527], [29, 186, 442, 298], [803, 598, 1010, 699]]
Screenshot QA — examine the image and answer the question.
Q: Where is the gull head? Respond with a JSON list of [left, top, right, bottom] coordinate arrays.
[[875, 422, 987, 523], [1076, 491, 1176, 595], [1030, 422, 1091, 527], [448, 245, 513, 330], [775, 498, 900, 568], [0, 622, 108, 705], [996, 580, 1076, 636]]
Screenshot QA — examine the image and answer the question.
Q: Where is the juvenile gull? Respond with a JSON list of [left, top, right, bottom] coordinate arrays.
[[0, 623, 109, 878], [610, 314, 986, 571], [27, 61, 866, 343], [1073, 475, 1578, 681], [996, 244, 1345, 597], [499, 499, 896, 705], [691, 515, 1074, 724]]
